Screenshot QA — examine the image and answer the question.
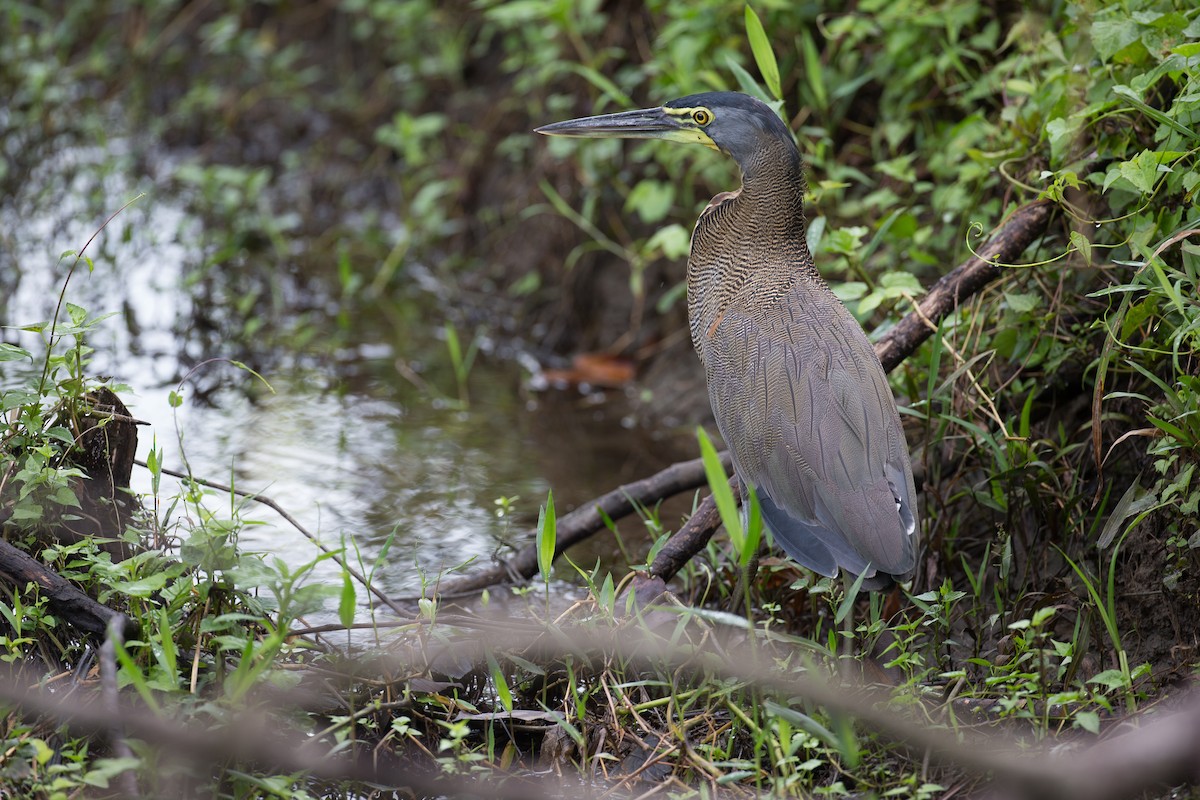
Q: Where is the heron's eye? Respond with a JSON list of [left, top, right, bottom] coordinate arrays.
[[692, 109, 712, 126]]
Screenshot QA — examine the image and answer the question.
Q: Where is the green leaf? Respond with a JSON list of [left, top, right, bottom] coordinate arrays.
[[831, 281, 867, 303], [598, 572, 615, 615], [726, 57, 775, 104], [1046, 117, 1081, 165], [155, 608, 178, 677], [445, 323, 463, 373], [1112, 87, 1200, 142], [10, 505, 43, 522], [51, 486, 81, 508], [112, 571, 170, 598], [46, 426, 76, 446], [744, 5, 782, 100], [835, 566, 870, 624], [1088, 669, 1129, 690], [339, 571, 357, 629], [1004, 78, 1035, 96], [878, 271, 925, 295], [81, 757, 142, 789], [1069, 230, 1093, 265], [1003, 291, 1040, 314], [0, 343, 31, 362], [740, 486, 762, 567], [766, 700, 839, 749], [823, 226, 868, 256], [66, 302, 88, 327], [1099, 478, 1157, 548], [645, 223, 691, 260], [655, 279, 688, 314], [806, 215, 826, 252], [30, 737, 55, 765], [1090, 19, 1141, 62], [800, 28, 827, 111], [1114, 150, 1179, 194], [112, 632, 160, 711], [1030, 605, 1056, 627], [697, 427, 743, 553], [1074, 710, 1101, 734], [563, 63, 633, 108], [625, 179, 675, 224], [536, 490, 557, 583], [487, 653, 514, 713]]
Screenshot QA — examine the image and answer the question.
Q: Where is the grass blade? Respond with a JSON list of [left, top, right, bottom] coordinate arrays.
[[744, 5, 782, 100], [697, 427, 743, 554], [537, 490, 557, 583]]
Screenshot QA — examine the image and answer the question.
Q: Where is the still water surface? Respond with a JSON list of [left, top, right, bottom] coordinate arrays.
[[1, 144, 677, 622]]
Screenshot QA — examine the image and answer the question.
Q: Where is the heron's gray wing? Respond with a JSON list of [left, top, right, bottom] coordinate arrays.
[[704, 285, 917, 580]]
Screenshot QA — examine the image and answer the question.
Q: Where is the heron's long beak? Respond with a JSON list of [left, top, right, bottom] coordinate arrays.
[[536, 107, 714, 148]]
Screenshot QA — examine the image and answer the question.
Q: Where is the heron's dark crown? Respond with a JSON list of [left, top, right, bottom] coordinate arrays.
[[666, 92, 798, 179]]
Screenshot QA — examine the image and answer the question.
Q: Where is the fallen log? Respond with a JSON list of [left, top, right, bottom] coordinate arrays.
[[0, 536, 137, 640], [1, 386, 143, 638]]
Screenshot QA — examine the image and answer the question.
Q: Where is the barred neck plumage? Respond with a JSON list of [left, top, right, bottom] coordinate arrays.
[[686, 135, 820, 353], [735, 134, 810, 254]]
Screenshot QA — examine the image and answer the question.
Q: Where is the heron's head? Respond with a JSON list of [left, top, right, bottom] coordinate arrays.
[[536, 91, 796, 174]]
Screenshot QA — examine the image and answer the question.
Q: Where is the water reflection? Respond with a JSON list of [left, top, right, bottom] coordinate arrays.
[[1, 145, 685, 622]]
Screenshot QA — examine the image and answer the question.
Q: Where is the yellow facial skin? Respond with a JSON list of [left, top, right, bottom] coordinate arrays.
[[661, 106, 720, 151]]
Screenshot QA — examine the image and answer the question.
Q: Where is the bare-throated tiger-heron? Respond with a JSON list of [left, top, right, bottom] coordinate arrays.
[[537, 92, 918, 589]]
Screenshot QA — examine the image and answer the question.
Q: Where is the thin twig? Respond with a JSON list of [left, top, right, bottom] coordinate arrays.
[[138, 460, 411, 617]]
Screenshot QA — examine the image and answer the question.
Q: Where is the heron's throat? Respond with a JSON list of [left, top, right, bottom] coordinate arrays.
[[686, 138, 814, 354], [736, 137, 808, 230]]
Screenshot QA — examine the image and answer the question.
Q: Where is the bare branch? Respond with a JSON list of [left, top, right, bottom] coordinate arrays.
[[434, 454, 725, 596]]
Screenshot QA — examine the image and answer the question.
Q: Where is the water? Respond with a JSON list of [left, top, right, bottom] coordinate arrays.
[[0, 141, 678, 622]]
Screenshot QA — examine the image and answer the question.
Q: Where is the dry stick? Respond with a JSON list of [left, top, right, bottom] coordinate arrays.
[[412, 622, 1200, 800], [435, 453, 728, 596], [197, 619, 1200, 800], [0, 613, 1192, 800], [442, 200, 1057, 598], [1002, 699, 1200, 800], [141, 461, 410, 617]]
